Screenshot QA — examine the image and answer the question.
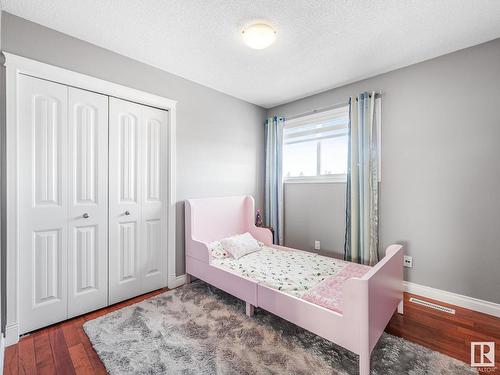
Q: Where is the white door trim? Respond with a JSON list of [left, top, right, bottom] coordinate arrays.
[[0, 334, 4, 373], [3, 52, 177, 345]]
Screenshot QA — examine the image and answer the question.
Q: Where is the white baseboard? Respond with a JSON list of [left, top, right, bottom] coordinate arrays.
[[168, 274, 187, 289], [4, 323, 19, 347], [0, 335, 4, 375], [397, 300, 404, 314], [403, 281, 500, 318]]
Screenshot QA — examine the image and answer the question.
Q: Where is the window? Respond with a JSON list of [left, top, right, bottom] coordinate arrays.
[[283, 106, 349, 182]]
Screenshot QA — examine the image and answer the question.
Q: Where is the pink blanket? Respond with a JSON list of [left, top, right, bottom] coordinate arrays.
[[302, 262, 371, 313]]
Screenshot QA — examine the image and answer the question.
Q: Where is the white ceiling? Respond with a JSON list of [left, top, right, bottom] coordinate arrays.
[[2, 1, 500, 108]]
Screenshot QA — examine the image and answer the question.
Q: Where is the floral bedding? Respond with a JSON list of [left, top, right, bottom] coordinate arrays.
[[302, 262, 371, 313], [211, 246, 346, 297]]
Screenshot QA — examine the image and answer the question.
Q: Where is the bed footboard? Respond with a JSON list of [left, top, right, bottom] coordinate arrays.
[[343, 245, 403, 375]]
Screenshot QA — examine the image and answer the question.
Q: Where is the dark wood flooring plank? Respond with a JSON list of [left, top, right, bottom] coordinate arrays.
[[18, 336, 37, 375], [4, 344, 19, 375], [47, 327, 76, 375], [68, 343, 94, 375], [33, 332, 56, 374], [61, 321, 81, 348]]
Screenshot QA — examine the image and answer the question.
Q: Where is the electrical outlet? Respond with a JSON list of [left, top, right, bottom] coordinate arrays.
[[314, 240, 321, 250], [403, 255, 413, 268]]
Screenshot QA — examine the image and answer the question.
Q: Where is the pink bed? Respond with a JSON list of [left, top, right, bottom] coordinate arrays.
[[185, 195, 403, 375]]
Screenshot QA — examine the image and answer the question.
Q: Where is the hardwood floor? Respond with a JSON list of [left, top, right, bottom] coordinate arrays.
[[3, 289, 499, 374], [3, 288, 168, 375], [386, 292, 500, 374]]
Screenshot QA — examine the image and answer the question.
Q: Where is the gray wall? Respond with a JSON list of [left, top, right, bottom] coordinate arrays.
[[270, 38, 500, 304], [284, 183, 345, 258], [1, 13, 267, 276]]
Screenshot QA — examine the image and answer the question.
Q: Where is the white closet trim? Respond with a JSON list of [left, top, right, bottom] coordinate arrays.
[[3, 52, 177, 345], [3, 53, 177, 109]]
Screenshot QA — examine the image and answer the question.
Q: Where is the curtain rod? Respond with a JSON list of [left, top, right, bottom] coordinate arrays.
[[355, 90, 384, 102], [285, 91, 383, 121]]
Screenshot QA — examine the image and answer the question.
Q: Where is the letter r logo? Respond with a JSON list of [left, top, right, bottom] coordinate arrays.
[[471, 342, 495, 367]]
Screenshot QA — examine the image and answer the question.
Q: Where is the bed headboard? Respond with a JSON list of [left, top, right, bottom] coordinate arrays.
[[185, 195, 273, 262]]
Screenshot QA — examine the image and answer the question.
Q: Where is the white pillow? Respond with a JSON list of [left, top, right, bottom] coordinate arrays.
[[220, 232, 261, 260], [207, 240, 229, 259]]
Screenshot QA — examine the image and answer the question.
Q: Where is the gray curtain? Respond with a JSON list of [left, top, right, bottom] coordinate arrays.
[[344, 92, 381, 265], [264, 117, 284, 245]]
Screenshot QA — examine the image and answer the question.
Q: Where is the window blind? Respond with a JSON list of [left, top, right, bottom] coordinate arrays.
[[284, 107, 349, 145]]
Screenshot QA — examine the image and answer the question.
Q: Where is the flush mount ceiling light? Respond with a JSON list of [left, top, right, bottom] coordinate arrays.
[[242, 23, 277, 50]]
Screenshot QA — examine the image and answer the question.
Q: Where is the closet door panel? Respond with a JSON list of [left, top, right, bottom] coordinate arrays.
[[109, 98, 143, 304], [67, 87, 109, 317], [18, 75, 69, 333], [140, 106, 168, 293]]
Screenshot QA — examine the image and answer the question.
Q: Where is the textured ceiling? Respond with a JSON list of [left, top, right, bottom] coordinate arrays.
[[2, 0, 500, 108]]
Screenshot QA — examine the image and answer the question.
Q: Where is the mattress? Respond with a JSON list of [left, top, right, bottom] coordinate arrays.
[[211, 246, 371, 313]]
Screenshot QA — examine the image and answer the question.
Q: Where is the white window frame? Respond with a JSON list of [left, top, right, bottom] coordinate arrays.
[[283, 106, 349, 184]]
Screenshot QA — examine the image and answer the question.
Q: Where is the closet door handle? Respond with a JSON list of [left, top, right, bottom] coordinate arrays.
[[124, 211, 130, 216], [82, 213, 89, 219]]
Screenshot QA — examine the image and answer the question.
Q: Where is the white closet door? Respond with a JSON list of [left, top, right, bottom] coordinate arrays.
[[109, 98, 168, 303], [19, 75, 69, 333], [140, 106, 167, 293], [67, 87, 109, 317], [109, 98, 143, 303]]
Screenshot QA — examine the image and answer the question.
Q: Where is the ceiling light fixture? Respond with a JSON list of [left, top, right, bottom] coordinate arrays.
[[242, 23, 277, 50]]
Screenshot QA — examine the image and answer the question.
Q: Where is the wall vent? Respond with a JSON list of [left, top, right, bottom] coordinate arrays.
[[409, 297, 455, 315]]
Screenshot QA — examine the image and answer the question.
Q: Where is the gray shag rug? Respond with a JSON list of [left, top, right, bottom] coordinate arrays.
[[84, 281, 477, 375]]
